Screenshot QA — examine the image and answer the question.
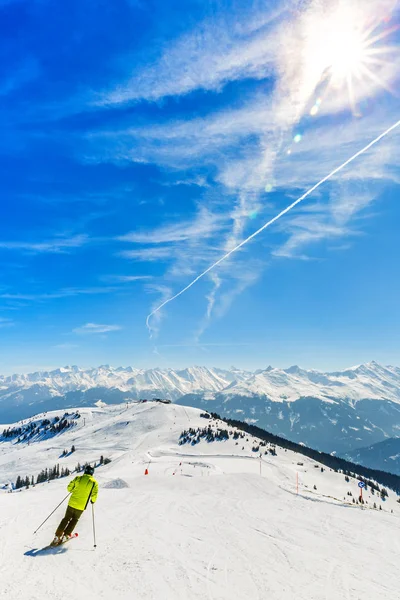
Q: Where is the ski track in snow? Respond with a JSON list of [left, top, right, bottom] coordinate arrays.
[[0, 402, 399, 600]]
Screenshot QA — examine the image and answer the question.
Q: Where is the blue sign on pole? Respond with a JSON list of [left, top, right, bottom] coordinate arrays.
[[358, 481, 365, 489]]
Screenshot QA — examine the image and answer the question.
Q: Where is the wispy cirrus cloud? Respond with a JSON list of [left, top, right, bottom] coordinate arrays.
[[119, 247, 174, 262], [95, 4, 285, 105], [119, 205, 229, 277], [273, 187, 380, 259], [75, 0, 400, 338], [0, 234, 89, 254], [119, 206, 225, 244], [101, 275, 152, 283], [72, 323, 122, 335], [0, 286, 119, 302]]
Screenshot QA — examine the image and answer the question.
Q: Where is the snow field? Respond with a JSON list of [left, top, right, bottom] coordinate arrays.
[[0, 402, 399, 599]]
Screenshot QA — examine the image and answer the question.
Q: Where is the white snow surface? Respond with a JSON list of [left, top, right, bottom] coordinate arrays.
[[0, 402, 399, 600]]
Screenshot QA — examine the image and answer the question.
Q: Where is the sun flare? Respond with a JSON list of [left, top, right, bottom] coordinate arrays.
[[303, 3, 397, 114]]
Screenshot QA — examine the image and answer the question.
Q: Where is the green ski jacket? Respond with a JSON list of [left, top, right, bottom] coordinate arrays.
[[67, 474, 99, 510]]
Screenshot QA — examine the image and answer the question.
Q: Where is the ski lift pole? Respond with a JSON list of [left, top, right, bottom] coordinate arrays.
[[33, 493, 70, 534]]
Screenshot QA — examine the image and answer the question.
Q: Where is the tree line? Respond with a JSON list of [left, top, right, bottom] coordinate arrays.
[[215, 414, 400, 495], [13, 455, 112, 490], [2, 412, 79, 443]]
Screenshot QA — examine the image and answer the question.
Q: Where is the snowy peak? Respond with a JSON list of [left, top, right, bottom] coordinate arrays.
[[220, 362, 400, 404], [0, 362, 399, 404], [0, 362, 400, 426]]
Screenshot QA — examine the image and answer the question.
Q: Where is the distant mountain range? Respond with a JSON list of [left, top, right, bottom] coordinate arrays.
[[1, 361, 399, 458], [346, 438, 400, 476]]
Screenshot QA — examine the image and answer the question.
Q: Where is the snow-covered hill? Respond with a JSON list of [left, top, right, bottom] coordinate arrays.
[[0, 401, 399, 600], [1, 361, 400, 454]]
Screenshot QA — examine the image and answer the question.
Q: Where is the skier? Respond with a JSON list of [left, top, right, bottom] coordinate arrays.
[[51, 465, 98, 546]]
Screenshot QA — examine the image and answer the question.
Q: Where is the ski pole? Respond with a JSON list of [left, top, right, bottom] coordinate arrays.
[[33, 493, 70, 534], [92, 503, 97, 548]]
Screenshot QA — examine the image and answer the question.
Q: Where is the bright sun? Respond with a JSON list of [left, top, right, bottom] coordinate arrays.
[[303, 3, 397, 113], [328, 24, 365, 82]]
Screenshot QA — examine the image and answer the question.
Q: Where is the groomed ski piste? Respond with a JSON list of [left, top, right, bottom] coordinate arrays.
[[1, 401, 399, 600]]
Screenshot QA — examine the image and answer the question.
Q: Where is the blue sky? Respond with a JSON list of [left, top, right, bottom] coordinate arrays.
[[0, 0, 399, 374]]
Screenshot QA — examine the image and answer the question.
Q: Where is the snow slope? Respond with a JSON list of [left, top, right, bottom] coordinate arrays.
[[0, 402, 399, 600]]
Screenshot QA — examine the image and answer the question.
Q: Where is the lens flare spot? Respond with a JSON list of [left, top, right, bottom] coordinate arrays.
[[310, 105, 319, 116], [293, 134, 302, 143], [248, 210, 258, 220], [265, 183, 273, 193]]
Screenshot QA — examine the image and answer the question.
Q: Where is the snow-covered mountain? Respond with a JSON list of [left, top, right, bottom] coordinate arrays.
[[0, 364, 244, 399], [0, 365, 249, 422], [346, 437, 400, 476], [0, 401, 399, 600], [219, 361, 400, 403], [1, 361, 399, 454]]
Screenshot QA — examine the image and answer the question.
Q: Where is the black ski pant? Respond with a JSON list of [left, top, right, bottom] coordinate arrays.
[[55, 505, 83, 537]]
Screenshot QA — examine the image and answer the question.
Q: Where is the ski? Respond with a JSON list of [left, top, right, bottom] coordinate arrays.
[[46, 533, 78, 549]]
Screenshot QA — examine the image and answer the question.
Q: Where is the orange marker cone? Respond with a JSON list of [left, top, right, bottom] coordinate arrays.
[[144, 468, 149, 475]]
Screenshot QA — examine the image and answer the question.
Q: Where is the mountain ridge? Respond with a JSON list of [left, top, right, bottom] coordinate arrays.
[[1, 361, 400, 455], [1, 360, 399, 403]]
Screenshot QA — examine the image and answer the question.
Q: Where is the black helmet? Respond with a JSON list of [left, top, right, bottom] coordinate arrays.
[[84, 465, 94, 476]]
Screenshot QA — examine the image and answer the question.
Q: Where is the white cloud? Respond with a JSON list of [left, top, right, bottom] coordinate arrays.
[[72, 323, 122, 335], [102, 275, 152, 283], [95, 5, 285, 105], [272, 186, 378, 259], [85, 0, 400, 335], [0, 286, 118, 302], [119, 206, 226, 245], [0, 234, 89, 254], [119, 247, 174, 262]]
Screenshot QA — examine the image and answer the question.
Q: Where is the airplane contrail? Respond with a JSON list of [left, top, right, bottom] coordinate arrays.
[[146, 118, 400, 332]]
